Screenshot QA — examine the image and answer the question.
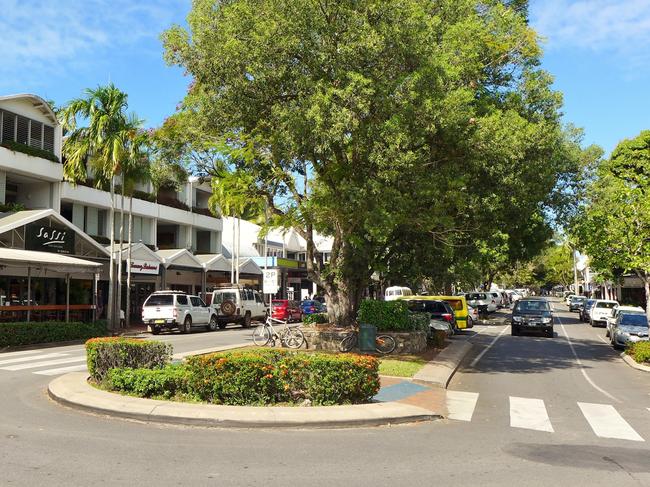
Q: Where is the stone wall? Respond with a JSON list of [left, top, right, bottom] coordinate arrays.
[[301, 327, 428, 354]]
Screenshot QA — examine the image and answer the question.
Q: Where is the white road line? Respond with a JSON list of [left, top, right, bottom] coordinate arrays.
[[1, 356, 86, 371], [596, 334, 609, 345], [578, 402, 644, 442], [469, 326, 509, 367], [34, 364, 88, 376], [557, 316, 620, 403], [446, 391, 479, 421], [509, 396, 554, 432], [0, 349, 44, 358], [0, 352, 67, 366]]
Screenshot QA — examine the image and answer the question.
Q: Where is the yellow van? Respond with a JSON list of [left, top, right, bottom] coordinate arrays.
[[398, 295, 471, 330]]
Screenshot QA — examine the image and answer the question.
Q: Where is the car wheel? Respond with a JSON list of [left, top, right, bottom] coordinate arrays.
[[511, 325, 519, 336], [546, 327, 554, 338], [182, 316, 192, 334], [605, 328, 610, 338], [589, 319, 595, 327], [152, 325, 161, 335], [242, 312, 252, 328], [207, 315, 218, 332], [218, 322, 228, 330]]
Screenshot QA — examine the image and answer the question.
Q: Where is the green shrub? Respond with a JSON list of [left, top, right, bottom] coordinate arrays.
[[303, 313, 329, 325], [626, 342, 650, 364], [105, 365, 189, 399], [183, 348, 379, 406], [358, 300, 427, 332], [85, 337, 172, 382], [1, 140, 60, 163], [0, 321, 108, 348]]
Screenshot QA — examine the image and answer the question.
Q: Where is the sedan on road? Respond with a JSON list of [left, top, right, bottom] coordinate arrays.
[[511, 298, 554, 338], [610, 312, 649, 349], [569, 295, 586, 313], [580, 298, 597, 322]]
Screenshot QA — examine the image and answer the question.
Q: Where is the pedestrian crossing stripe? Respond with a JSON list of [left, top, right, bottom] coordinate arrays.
[[445, 391, 647, 442], [34, 364, 88, 376], [0, 352, 68, 366], [1, 356, 87, 371]]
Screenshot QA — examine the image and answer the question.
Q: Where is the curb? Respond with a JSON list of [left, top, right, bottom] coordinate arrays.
[[412, 339, 473, 388], [48, 373, 442, 429], [620, 352, 650, 372]]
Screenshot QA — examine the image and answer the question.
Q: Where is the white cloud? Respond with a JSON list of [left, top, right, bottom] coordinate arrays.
[[0, 0, 188, 84], [531, 0, 650, 52]]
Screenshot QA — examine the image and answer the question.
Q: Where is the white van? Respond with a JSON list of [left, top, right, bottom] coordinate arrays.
[[385, 286, 413, 301]]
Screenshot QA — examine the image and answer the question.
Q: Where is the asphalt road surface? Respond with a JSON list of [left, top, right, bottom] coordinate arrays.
[[1, 300, 649, 486]]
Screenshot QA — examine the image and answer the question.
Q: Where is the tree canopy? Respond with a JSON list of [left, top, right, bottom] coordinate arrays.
[[162, 0, 587, 323]]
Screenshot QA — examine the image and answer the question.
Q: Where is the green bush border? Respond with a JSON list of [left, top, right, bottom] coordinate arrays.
[[0, 321, 108, 348], [1, 140, 60, 163], [626, 341, 650, 364], [358, 300, 429, 332], [86, 337, 172, 382]]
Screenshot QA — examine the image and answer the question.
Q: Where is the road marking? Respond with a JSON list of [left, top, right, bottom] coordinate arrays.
[[0, 349, 44, 358], [446, 391, 479, 421], [596, 333, 609, 345], [578, 402, 644, 442], [557, 316, 620, 403], [34, 364, 88, 376], [1, 356, 86, 371], [469, 326, 509, 367], [509, 396, 554, 432], [0, 352, 67, 366]]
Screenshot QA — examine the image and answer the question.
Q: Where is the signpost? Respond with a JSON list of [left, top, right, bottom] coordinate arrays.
[[263, 269, 279, 295]]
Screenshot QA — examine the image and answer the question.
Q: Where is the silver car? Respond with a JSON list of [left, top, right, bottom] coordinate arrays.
[[610, 313, 649, 349]]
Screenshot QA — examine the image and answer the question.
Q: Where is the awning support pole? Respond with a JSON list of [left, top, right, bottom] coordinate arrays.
[[27, 266, 31, 322], [93, 273, 98, 323], [65, 273, 70, 323]]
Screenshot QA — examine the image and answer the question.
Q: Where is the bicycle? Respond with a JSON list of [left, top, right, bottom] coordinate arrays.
[[252, 316, 305, 349], [338, 326, 396, 354]]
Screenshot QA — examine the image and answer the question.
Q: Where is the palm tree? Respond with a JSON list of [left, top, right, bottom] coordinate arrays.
[[59, 84, 134, 332], [120, 129, 150, 328]]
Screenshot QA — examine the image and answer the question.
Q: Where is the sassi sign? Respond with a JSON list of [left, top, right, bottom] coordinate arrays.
[[26, 224, 75, 254]]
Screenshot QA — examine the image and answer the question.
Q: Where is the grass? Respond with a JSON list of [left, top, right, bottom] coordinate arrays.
[[378, 357, 427, 377]]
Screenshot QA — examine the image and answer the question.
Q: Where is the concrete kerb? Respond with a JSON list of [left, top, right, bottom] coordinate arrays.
[[620, 352, 650, 372], [48, 373, 441, 429], [412, 339, 473, 388]]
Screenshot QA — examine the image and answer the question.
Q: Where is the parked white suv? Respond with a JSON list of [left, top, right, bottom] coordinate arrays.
[[588, 299, 618, 327], [142, 291, 218, 335], [606, 305, 645, 337], [207, 286, 267, 328]]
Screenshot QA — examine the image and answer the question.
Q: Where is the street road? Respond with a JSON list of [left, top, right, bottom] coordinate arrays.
[[1, 300, 649, 486]]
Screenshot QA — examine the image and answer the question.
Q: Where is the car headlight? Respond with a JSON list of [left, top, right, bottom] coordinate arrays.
[[513, 316, 522, 322], [541, 317, 551, 324]]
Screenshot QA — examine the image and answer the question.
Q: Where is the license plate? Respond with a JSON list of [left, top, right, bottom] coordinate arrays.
[[155, 319, 165, 324]]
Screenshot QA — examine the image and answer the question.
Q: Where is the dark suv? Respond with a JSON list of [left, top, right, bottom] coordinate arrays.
[[511, 298, 554, 338]]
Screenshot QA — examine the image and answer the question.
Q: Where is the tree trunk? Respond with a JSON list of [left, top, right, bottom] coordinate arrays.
[[117, 184, 125, 328], [107, 178, 116, 332], [126, 195, 133, 329], [644, 276, 650, 322]]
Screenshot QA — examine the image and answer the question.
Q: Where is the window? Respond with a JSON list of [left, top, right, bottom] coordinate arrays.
[[1, 110, 16, 143], [144, 295, 173, 306], [97, 210, 106, 237], [0, 109, 56, 155], [596, 302, 617, 309], [176, 295, 188, 305], [43, 125, 55, 152], [446, 299, 463, 311], [620, 314, 648, 327], [213, 292, 236, 304], [16, 115, 29, 145], [255, 292, 264, 304], [190, 296, 205, 307], [29, 120, 43, 148]]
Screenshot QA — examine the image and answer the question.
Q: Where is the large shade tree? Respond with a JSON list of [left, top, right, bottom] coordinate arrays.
[[573, 131, 650, 318], [163, 0, 575, 325]]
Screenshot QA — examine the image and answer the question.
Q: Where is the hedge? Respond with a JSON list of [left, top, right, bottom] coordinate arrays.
[[105, 348, 380, 406], [0, 321, 108, 348], [358, 300, 429, 332], [86, 337, 172, 382], [1, 140, 60, 163], [303, 313, 329, 325], [626, 342, 650, 364]]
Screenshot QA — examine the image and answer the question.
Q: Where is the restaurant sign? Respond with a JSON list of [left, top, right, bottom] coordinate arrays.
[[25, 224, 75, 254], [128, 259, 160, 275]]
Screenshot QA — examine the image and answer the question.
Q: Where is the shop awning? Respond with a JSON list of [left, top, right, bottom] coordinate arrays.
[[239, 258, 262, 275], [156, 249, 203, 269], [0, 248, 102, 274], [196, 254, 231, 272]]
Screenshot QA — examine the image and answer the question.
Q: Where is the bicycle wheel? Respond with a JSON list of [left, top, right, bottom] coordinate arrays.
[[375, 335, 396, 354], [252, 325, 272, 346], [283, 327, 305, 349], [339, 333, 357, 352]]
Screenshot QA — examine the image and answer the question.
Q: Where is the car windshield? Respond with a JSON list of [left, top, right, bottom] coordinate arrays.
[[445, 299, 463, 310], [596, 302, 617, 309], [571, 297, 585, 303], [585, 300, 596, 307], [144, 295, 173, 306], [514, 300, 550, 313], [620, 314, 649, 327], [466, 293, 484, 301], [213, 292, 237, 304]]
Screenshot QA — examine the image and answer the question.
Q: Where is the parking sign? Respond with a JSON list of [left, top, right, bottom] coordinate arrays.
[[263, 269, 279, 294]]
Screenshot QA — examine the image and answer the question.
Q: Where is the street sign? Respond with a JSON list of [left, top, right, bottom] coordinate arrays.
[[263, 269, 279, 294]]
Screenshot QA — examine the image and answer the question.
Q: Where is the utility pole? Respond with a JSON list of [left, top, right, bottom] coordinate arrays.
[[573, 248, 580, 295]]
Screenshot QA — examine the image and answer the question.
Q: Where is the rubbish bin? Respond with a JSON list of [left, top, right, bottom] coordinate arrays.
[[358, 323, 377, 352]]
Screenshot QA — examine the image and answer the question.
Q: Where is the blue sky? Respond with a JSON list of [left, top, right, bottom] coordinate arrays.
[[1, 0, 648, 155]]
